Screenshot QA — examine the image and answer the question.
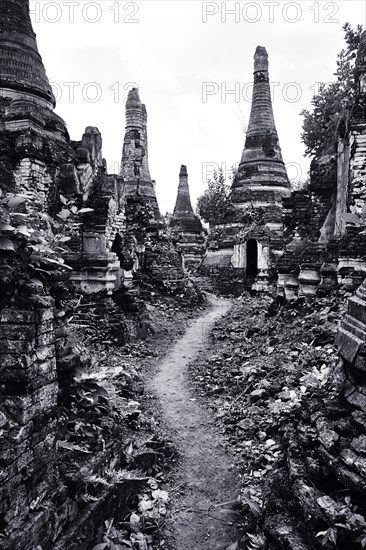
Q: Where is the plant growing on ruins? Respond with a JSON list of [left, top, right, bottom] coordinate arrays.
[[0, 191, 93, 275], [316, 526, 338, 547], [301, 22, 363, 158], [0, 190, 96, 308], [315, 495, 366, 548], [91, 476, 170, 550], [0, 192, 63, 265], [245, 532, 266, 550], [72, 367, 110, 414]]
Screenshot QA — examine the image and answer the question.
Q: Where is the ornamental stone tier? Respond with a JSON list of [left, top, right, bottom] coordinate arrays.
[[232, 46, 290, 199], [0, 0, 55, 108], [0, 0, 68, 146]]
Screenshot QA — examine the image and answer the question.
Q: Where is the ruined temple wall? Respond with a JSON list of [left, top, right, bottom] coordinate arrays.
[[13, 157, 53, 206], [276, 154, 342, 297], [306, 155, 337, 245], [0, 301, 138, 550], [336, 126, 366, 286], [348, 124, 366, 216], [0, 307, 59, 549], [205, 141, 365, 295], [277, 133, 366, 298]]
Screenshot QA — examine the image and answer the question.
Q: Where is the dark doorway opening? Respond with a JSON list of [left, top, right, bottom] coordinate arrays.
[[246, 239, 258, 277]]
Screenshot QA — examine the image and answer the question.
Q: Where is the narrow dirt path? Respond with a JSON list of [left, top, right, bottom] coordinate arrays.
[[150, 295, 240, 550]]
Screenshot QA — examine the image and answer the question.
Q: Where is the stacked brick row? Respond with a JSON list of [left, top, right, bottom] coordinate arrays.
[[277, 155, 340, 298], [0, 308, 59, 548]]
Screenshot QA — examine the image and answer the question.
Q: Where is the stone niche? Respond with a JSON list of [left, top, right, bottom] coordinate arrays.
[[232, 239, 271, 290]]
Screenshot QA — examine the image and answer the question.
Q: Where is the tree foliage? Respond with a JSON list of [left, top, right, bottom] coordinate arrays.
[[196, 168, 234, 226], [300, 22, 363, 158]]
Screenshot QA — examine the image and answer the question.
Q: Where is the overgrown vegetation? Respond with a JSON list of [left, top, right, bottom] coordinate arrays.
[[188, 292, 366, 549], [300, 22, 363, 158], [0, 189, 92, 307]]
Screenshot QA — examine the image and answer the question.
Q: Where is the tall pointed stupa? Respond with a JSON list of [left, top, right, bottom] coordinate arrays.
[[201, 46, 291, 291], [232, 46, 290, 199], [120, 88, 160, 214], [169, 165, 205, 270], [172, 165, 203, 230], [0, 0, 55, 108], [173, 165, 195, 217]]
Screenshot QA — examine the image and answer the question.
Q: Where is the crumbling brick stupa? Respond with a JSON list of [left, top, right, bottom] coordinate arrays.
[[201, 46, 291, 292], [261, 180, 366, 549], [0, 2, 133, 548], [116, 90, 203, 300], [0, 0, 127, 296], [259, 276, 366, 549], [248, 33, 366, 548], [0, 0, 201, 295], [120, 87, 160, 218], [169, 165, 206, 270]]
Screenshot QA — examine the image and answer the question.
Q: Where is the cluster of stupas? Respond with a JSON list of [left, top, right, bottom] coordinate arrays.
[[2, 0, 366, 297], [2, 3, 366, 550], [201, 36, 366, 296]]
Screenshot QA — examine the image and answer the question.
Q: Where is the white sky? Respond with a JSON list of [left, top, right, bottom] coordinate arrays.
[[30, 0, 366, 214]]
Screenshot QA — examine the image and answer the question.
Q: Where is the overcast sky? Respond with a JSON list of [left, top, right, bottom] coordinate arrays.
[[31, 0, 366, 214]]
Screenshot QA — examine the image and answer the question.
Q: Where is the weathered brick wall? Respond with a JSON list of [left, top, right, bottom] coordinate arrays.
[[276, 154, 351, 297], [349, 128, 366, 217], [0, 301, 140, 549], [0, 307, 59, 548]]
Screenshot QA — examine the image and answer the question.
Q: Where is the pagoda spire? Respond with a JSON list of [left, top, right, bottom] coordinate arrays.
[[0, 0, 55, 107], [170, 165, 205, 270], [120, 88, 158, 201], [173, 165, 195, 217], [120, 88, 161, 218], [234, 46, 290, 192]]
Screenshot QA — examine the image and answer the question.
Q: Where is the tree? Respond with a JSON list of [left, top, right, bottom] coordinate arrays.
[[196, 168, 233, 226], [300, 23, 363, 158]]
